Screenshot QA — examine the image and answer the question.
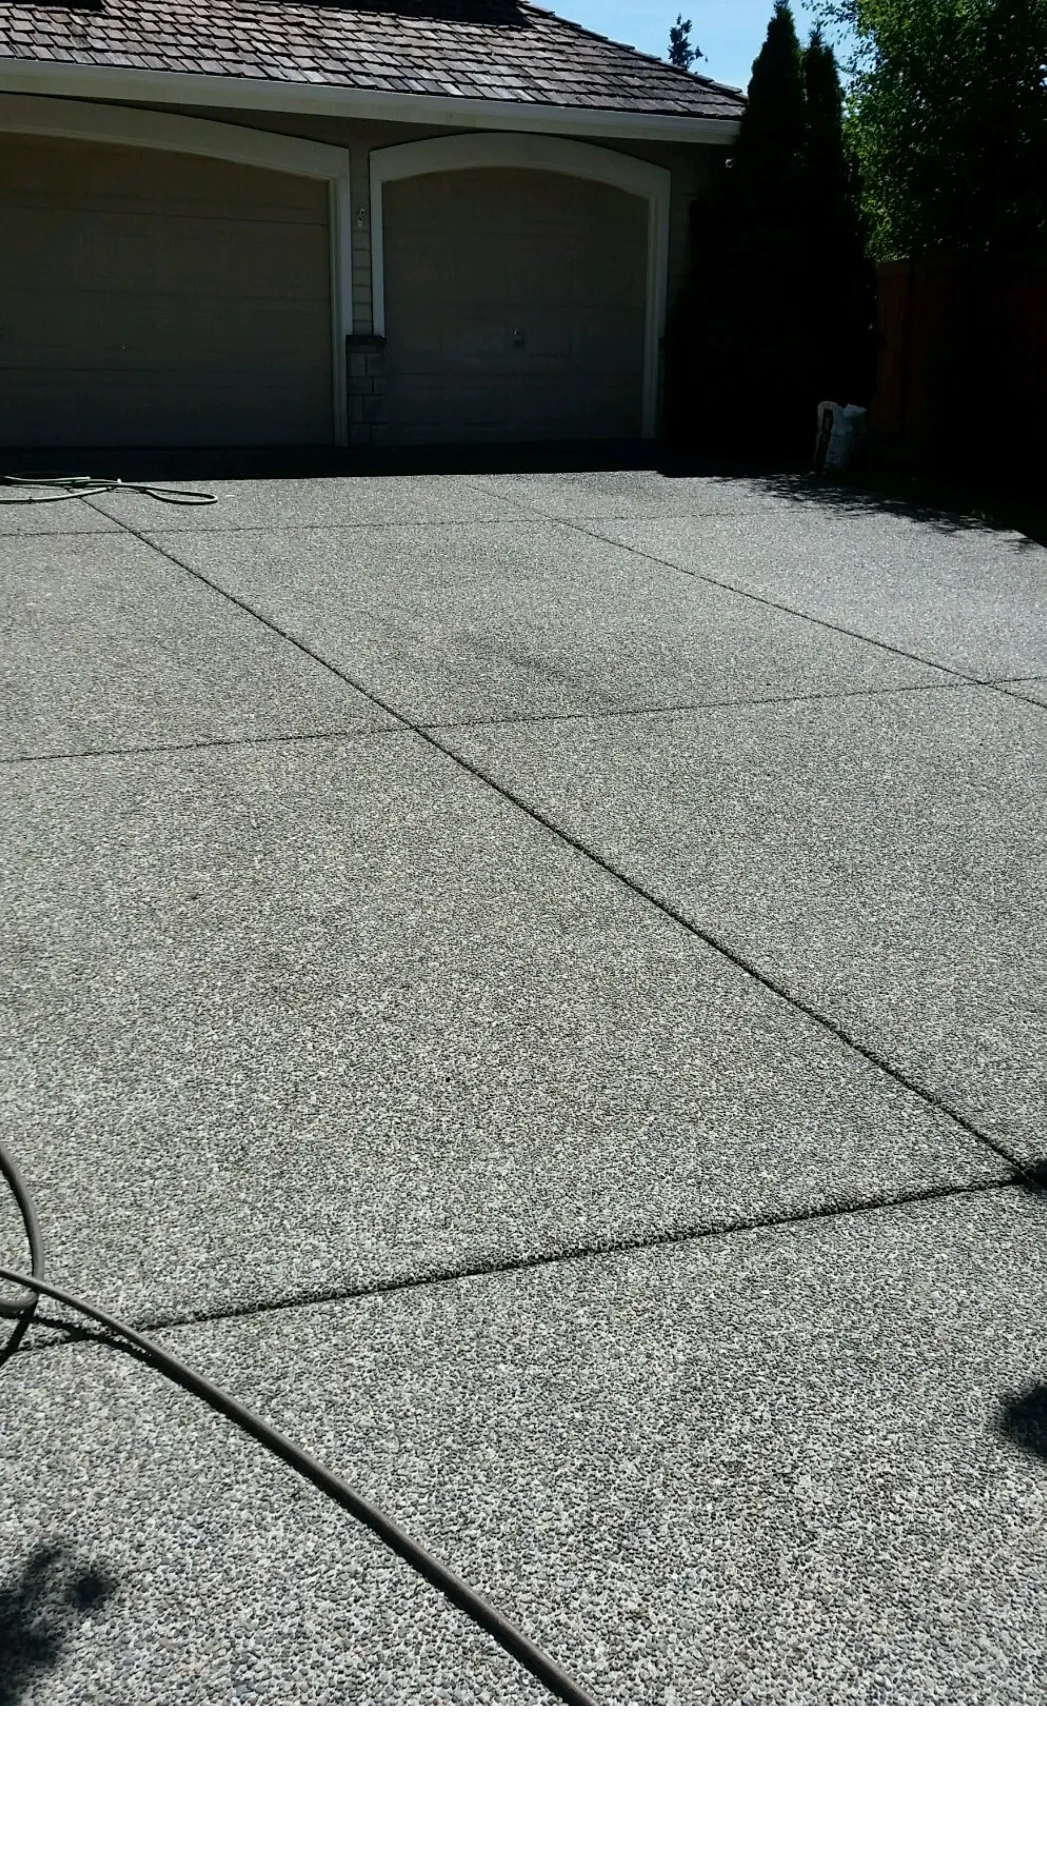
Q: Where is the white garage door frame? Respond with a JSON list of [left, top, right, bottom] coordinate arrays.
[[0, 93, 354, 445], [369, 133, 672, 440]]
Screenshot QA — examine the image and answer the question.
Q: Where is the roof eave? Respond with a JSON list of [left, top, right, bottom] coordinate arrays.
[[0, 57, 743, 142]]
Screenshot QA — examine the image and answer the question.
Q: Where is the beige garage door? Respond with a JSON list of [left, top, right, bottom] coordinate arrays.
[[0, 135, 333, 447], [382, 167, 648, 446]]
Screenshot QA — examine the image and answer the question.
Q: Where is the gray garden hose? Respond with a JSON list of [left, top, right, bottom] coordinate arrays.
[[2, 475, 217, 506], [0, 1137, 593, 1706]]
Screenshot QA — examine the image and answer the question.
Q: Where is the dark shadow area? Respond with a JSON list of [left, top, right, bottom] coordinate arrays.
[[996, 1386, 1047, 1465], [654, 439, 1047, 544], [994, 1163, 1047, 1466], [0, 440, 662, 483], [714, 461, 1047, 548], [1015, 1159, 1047, 1199], [0, 1543, 116, 1705], [3, 440, 1044, 546], [0, 1312, 34, 1372]]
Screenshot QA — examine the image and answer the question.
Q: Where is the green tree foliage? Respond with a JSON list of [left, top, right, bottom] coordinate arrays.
[[668, 15, 701, 69], [819, 0, 1047, 260]]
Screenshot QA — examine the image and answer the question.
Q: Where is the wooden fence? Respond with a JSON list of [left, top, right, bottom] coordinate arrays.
[[869, 256, 1047, 485]]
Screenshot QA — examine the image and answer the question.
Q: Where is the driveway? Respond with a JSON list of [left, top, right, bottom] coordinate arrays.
[[1, 463, 1045, 1704]]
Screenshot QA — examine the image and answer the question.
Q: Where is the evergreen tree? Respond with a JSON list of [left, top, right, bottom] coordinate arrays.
[[804, 26, 853, 222], [665, 1, 877, 459], [668, 3, 812, 455], [731, 0, 808, 205], [668, 16, 700, 70], [803, 27, 878, 404]]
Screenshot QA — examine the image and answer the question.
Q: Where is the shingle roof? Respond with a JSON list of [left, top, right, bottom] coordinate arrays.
[[0, 0, 745, 119]]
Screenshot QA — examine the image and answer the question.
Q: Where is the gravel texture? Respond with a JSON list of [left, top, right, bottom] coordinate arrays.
[[4, 466, 1043, 1708], [436, 683, 1047, 1162], [586, 511, 1047, 680], [466, 468, 850, 522], [0, 493, 122, 537], [0, 1337, 547, 1705], [1003, 678, 1047, 710], [0, 731, 999, 1330], [155, 518, 955, 725], [0, 533, 390, 758], [122, 475, 517, 532], [159, 1185, 1047, 1705]]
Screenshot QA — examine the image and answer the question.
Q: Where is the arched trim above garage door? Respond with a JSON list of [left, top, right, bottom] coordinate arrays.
[[369, 133, 671, 439], [0, 93, 354, 444]]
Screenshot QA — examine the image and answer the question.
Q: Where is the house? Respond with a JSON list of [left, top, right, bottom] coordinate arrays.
[[0, 1, 743, 450]]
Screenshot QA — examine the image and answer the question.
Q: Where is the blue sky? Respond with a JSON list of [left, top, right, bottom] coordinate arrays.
[[551, 0, 824, 93]]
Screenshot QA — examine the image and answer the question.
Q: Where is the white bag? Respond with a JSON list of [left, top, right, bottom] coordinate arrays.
[[814, 401, 867, 471]]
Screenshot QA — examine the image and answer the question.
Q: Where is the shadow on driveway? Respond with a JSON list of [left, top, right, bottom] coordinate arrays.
[[0, 1543, 116, 1705], [3, 442, 1044, 546], [997, 1387, 1047, 1464]]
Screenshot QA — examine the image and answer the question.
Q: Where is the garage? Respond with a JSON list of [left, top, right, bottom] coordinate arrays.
[[1, 0, 740, 455], [0, 134, 335, 448], [380, 164, 650, 447]]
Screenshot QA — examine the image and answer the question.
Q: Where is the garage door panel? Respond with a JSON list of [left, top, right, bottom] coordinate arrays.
[[0, 366, 333, 448], [2, 205, 329, 300], [581, 309, 647, 368], [5, 288, 330, 372], [528, 219, 645, 291], [398, 317, 578, 369], [134, 218, 329, 298], [383, 165, 648, 445], [515, 319, 574, 363], [452, 318, 528, 362], [385, 368, 640, 447], [1, 138, 326, 226], [0, 134, 333, 447]]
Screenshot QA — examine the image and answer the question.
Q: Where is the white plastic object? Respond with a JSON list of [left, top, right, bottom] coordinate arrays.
[[814, 401, 867, 471]]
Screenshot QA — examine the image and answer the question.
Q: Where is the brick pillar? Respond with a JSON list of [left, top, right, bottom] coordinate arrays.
[[347, 335, 388, 447]]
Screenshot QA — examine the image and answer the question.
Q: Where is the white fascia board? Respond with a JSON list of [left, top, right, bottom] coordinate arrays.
[[0, 59, 742, 145]]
